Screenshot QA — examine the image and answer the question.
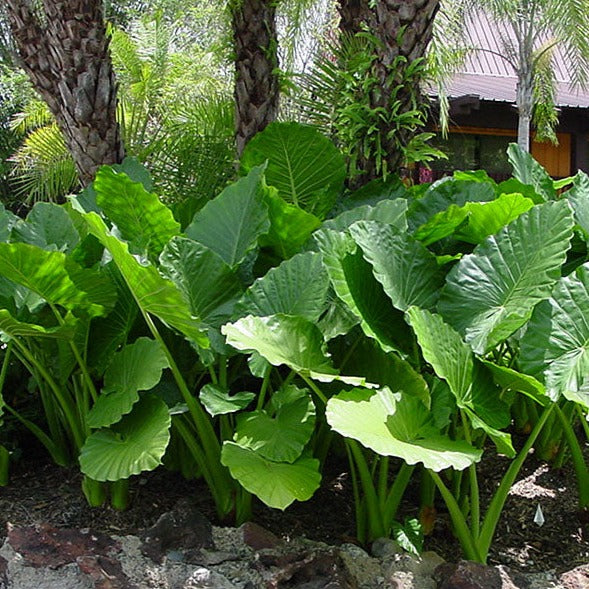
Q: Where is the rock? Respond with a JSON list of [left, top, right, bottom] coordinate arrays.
[[434, 561, 531, 589], [76, 555, 133, 588], [386, 551, 445, 589], [140, 498, 213, 563], [372, 538, 403, 559], [435, 560, 504, 589], [265, 548, 357, 589], [0, 556, 8, 589], [0, 540, 93, 589], [240, 522, 281, 550], [1, 523, 133, 588], [560, 564, 589, 589], [6, 523, 121, 569], [339, 543, 383, 588], [183, 566, 237, 588]]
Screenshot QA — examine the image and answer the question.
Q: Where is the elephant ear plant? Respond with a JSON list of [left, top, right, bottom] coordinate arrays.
[[64, 123, 347, 519], [304, 147, 589, 562]]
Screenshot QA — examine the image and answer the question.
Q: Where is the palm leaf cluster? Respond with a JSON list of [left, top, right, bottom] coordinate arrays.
[[432, 0, 589, 148], [6, 12, 234, 209]]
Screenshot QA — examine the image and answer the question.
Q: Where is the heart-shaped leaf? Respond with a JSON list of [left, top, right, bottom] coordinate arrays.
[[221, 442, 321, 509], [439, 201, 574, 354], [235, 252, 329, 322], [186, 165, 270, 267], [234, 386, 315, 463], [80, 394, 171, 481], [326, 388, 481, 471]]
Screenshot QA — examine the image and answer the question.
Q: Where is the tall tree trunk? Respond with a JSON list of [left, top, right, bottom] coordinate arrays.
[[231, 0, 279, 157], [516, 70, 533, 152], [337, 0, 366, 37], [338, 0, 440, 186], [6, 0, 124, 186]]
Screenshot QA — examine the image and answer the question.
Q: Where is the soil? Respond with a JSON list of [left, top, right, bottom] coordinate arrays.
[[1, 443, 588, 577]]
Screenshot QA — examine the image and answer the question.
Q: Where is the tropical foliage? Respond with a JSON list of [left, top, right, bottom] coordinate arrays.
[[1, 119, 589, 565]]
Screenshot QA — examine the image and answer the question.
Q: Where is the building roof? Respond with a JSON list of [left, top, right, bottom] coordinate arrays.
[[440, 9, 589, 109]]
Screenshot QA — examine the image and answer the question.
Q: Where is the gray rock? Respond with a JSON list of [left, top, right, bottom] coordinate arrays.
[[372, 538, 403, 559], [184, 567, 237, 588], [339, 543, 382, 588]]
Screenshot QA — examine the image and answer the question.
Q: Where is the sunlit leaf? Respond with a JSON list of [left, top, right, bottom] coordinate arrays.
[[221, 442, 321, 509]]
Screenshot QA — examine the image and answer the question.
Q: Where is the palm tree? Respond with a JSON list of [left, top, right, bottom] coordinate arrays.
[[5, 0, 124, 185], [303, 0, 441, 186], [434, 0, 589, 152], [231, 0, 279, 156], [6, 12, 235, 208]]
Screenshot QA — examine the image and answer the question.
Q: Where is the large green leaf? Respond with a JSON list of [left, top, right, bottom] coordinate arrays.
[[456, 193, 535, 244], [88, 338, 169, 428], [0, 309, 76, 340], [350, 221, 443, 311], [234, 386, 315, 463], [322, 199, 408, 233], [87, 389, 140, 430], [407, 177, 495, 232], [87, 265, 139, 375], [406, 307, 473, 406], [480, 360, 548, 406], [103, 337, 168, 394], [520, 263, 589, 403], [0, 243, 115, 318], [235, 252, 329, 322], [507, 143, 555, 201], [81, 212, 208, 347], [199, 384, 255, 417], [326, 388, 481, 471], [13, 202, 80, 253], [94, 166, 180, 259], [221, 442, 321, 509], [413, 204, 469, 246], [222, 313, 367, 385], [340, 337, 430, 408], [159, 237, 243, 328], [438, 201, 574, 354], [260, 191, 321, 259], [185, 165, 270, 267], [565, 170, 589, 239], [315, 228, 412, 354], [79, 394, 171, 481], [240, 122, 345, 218], [408, 308, 513, 456], [0, 204, 18, 242]]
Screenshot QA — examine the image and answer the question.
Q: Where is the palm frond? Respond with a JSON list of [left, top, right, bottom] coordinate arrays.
[[9, 99, 52, 134], [9, 123, 79, 204], [147, 94, 235, 212], [532, 42, 559, 144]]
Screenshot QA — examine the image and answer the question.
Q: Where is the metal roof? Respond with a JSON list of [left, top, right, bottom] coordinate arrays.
[[439, 9, 589, 109], [446, 73, 589, 109]]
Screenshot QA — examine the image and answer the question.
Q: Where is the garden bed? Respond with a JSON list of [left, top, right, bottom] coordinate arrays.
[[1, 447, 587, 577]]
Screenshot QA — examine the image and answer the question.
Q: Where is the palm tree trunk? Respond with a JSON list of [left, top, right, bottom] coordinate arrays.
[[6, 0, 124, 186], [338, 0, 440, 185], [231, 0, 280, 157], [516, 72, 534, 152]]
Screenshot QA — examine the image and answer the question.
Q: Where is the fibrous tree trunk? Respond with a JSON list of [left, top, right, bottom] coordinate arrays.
[[6, 0, 124, 186], [231, 0, 279, 156], [338, 0, 440, 185]]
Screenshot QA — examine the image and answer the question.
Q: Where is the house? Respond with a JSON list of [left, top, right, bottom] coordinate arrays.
[[429, 10, 589, 180]]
